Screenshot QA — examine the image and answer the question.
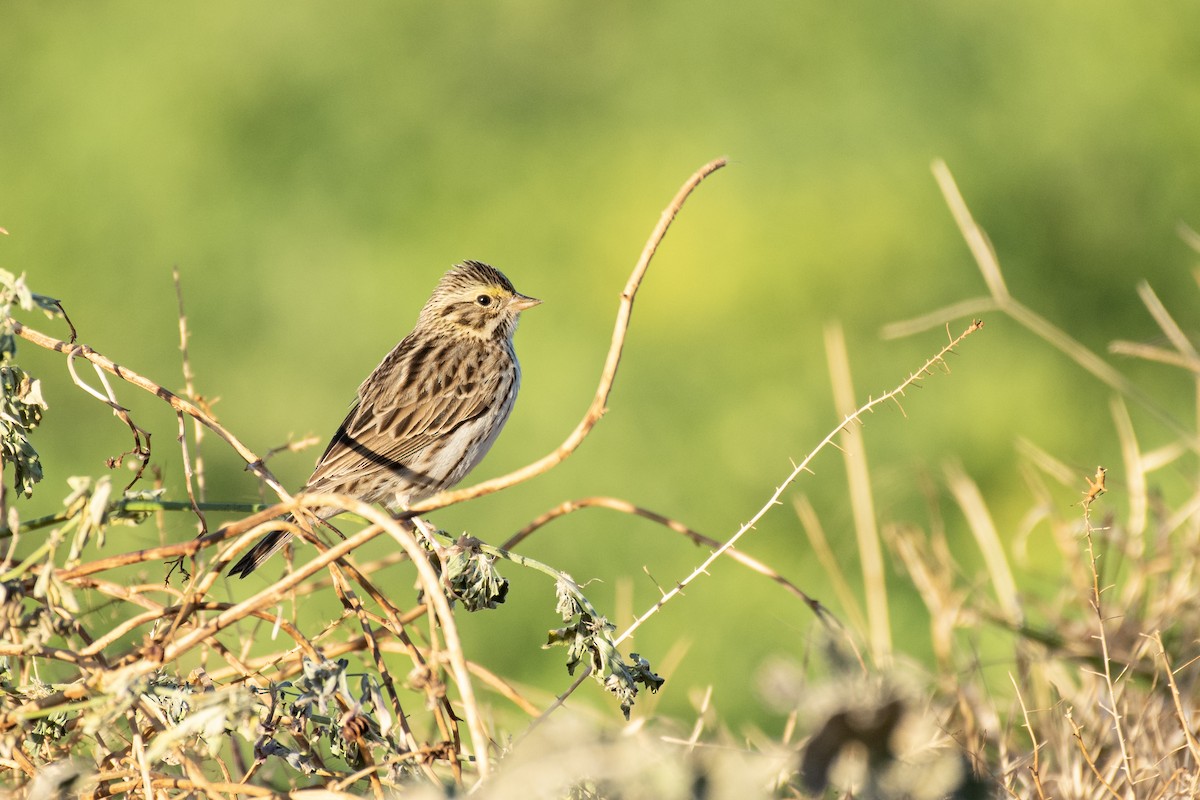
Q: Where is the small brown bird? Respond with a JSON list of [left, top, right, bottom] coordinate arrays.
[[229, 261, 540, 578]]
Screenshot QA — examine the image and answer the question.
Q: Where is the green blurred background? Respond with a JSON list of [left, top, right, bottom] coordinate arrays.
[[3, 3, 1200, 730]]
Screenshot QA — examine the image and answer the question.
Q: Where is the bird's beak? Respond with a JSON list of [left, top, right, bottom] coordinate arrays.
[[510, 293, 542, 312]]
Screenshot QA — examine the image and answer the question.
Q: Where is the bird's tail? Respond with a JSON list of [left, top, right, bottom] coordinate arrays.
[[227, 518, 293, 579]]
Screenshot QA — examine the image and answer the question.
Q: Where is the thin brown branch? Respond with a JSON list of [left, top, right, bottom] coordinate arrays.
[[77, 602, 321, 662], [1149, 631, 1200, 766], [55, 502, 292, 581], [9, 319, 290, 499], [65, 350, 152, 487], [173, 265, 209, 531], [502, 495, 825, 611], [263, 434, 322, 462], [1009, 674, 1049, 800], [1067, 708, 1125, 800], [174, 411, 206, 533], [324, 563, 430, 776]]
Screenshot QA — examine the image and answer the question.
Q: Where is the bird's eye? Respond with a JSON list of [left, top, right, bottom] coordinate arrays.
[[476, 294, 493, 307]]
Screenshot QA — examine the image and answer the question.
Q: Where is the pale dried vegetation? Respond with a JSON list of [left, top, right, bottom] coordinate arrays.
[[1, 163, 1199, 799]]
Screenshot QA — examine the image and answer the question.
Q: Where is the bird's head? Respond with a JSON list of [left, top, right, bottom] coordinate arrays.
[[420, 260, 540, 342]]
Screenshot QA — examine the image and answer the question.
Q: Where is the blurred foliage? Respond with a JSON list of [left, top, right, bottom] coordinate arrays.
[[1, 2, 1199, 734]]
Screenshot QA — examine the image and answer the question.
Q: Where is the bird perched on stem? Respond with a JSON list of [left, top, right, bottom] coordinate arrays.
[[229, 260, 540, 578]]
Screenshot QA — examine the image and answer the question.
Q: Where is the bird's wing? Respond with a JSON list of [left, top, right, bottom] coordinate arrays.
[[303, 338, 507, 493]]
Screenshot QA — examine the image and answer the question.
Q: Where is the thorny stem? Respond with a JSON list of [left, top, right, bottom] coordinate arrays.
[[616, 319, 984, 647], [1082, 498, 1136, 786], [1009, 673, 1048, 800], [531, 319, 984, 719]]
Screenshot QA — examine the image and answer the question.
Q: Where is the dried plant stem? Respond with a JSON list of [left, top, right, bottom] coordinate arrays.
[[1066, 709, 1124, 800], [945, 462, 1022, 626], [54, 503, 290, 581], [80, 491, 489, 776], [1, 500, 275, 540], [79, 601, 319, 660], [1150, 631, 1200, 766], [794, 495, 869, 637], [174, 266, 208, 532], [1109, 396, 1148, 552], [131, 723, 153, 800], [253, 497, 491, 776], [1082, 502, 1135, 787], [66, 351, 152, 484], [1107, 339, 1200, 372], [164, 529, 379, 662], [93, 774, 301, 797], [1009, 673, 1048, 800], [825, 321, 890, 664], [884, 160, 1200, 454], [174, 412, 205, 532]]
